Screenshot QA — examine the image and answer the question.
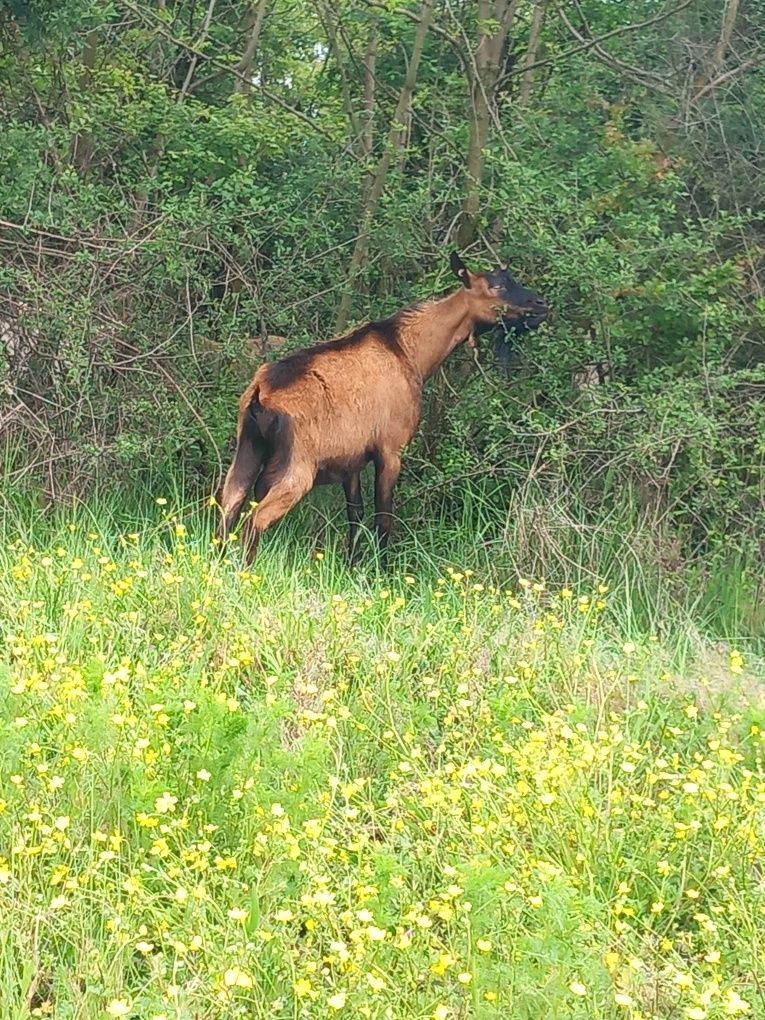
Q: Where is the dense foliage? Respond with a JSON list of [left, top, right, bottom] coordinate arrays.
[[1, 0, 763, 565]]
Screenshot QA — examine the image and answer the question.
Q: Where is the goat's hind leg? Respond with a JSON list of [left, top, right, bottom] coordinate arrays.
[[238, 459, 275, 560], [216, 429, 264, 544], [241, 467, 313, 564]]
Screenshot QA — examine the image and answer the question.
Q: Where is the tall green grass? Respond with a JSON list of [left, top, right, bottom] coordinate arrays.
[[1, 473, 761, 655], [0, 493, 762, 1019]]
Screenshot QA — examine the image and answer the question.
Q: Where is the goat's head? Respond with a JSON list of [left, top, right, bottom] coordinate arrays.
[[449, 251, 549, 333]]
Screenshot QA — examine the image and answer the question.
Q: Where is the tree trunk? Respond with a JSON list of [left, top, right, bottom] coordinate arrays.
[[457, 0, 519, 248], [131, 132, 167, 231], [72, 30, 98, 173], [335, 0, 434, 333], [361, 24, 378, 158], [711, 0, 740, 77], [319, 4, 361, 143], [394, 107, 412, 173], [234, 0, 268, 95], [519, 1, 546, 105]]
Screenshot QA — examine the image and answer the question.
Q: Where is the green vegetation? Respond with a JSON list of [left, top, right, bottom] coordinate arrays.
[[1, 1, 764, 1017], [0, 502, 763, 1019]]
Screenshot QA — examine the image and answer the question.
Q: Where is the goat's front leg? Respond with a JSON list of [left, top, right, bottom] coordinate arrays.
[[343, 473, 364, 565], [373, 451, 401, 562]]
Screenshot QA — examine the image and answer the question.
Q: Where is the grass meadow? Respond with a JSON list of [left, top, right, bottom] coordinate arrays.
[[0, 492, 763, 1020]]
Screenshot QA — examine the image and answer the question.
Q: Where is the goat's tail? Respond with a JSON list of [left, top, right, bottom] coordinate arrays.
[[241, 383, 292, 461]]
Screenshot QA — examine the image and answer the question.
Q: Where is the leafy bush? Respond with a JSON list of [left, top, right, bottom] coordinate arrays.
[[1, 0, 763, 565]]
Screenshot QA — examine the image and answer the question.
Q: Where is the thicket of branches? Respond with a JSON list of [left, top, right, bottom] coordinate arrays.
[[0, 0, 763, 559]]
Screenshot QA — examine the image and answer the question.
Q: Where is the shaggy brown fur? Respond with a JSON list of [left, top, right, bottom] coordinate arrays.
[[217, 252, 548, 563]]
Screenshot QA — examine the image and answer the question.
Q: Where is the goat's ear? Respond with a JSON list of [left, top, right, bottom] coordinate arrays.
[[450, 251, 471, 288]]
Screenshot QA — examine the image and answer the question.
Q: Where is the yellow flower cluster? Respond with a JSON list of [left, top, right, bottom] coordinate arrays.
[[0, 525, 761, 1018]]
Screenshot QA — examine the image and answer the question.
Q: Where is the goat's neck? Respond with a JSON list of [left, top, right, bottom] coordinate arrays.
[[399, 290, 476, 382]]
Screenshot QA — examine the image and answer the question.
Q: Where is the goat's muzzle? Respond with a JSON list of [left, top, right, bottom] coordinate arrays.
[[519, 299, 550, 330]]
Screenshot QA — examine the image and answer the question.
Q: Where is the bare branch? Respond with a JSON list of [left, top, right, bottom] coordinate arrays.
[[178, 0, 217, 101], [691, 50, 765, 103], [496, 0, 693, 89], [559, 1, 674, 93]]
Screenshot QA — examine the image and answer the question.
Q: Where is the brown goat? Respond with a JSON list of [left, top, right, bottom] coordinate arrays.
[[217, 252, 548, 563]]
